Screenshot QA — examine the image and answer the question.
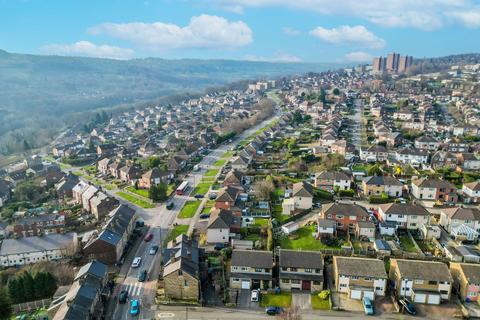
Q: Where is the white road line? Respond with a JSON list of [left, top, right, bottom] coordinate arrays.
[[125, 283, 132, 295], [135, 283, 142, 296]]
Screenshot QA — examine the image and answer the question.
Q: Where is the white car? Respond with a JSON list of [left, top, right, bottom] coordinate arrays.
[[132, 257, 142, 268], [251, 289, 260, 302]]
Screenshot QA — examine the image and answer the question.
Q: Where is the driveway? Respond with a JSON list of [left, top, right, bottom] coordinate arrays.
[[237, 289, 260, 309], [292, 292, 311, 309]]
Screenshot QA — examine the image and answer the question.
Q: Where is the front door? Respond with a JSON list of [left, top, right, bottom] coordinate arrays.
[[252, 279, 261, 290], [302, 280, 311, 291]]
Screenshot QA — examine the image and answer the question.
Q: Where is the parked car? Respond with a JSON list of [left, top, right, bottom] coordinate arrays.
[[208, 193, 217, 200], [149, 245, 159, 255], [138, 270, 147, 282], [362, 297, 374, 315], [399, 298, 416, 315], [214, 243, 227, 251], [144, 233, 153, 242], [166, 202, 174, 210], [199, 214, 210, 219], [118, 290, 128, 304], [194, 194, 204, 199], [251, 289, 260, 302], [130, 299, 139, 315], [265, 306, 282, 315], [132, 257, 142, 268]]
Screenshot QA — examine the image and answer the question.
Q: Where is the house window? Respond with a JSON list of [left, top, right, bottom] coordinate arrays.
[[327, 214, 333, 219], [290, 267, 298, 272], [282, 279, 290, 283], [291, 280, 300, 284], [241, 267, 249, 271], [340, 284, 347, 288], [255, 268, 263, 272], [337, 215, 344, 219], [428, 280, 437, 285], [439, 290, 449, 295], [364, 277, 371, 281], [414, 279, 424, 284], [315, 269, 321, 273], [178, 270, 183, 276], [351, 276, 359, 280], [305, 269, 313, 273], [313, 281, 321, 285], [233, 278, 240, 282], [375, 287, 382, 291], [184, 280, 188, 287], [282, 267, 288, 271]]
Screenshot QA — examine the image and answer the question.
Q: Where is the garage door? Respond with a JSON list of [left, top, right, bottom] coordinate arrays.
[[414, 293, 427, 303], [427, 294, 441, 305], [363, 291, 375, 300], [350, 289, 362, 300], [241, 281, 250, 289]]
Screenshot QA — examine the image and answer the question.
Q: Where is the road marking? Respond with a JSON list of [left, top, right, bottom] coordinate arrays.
[[125, 283, 133, 295], [157, 312, 175, 318]]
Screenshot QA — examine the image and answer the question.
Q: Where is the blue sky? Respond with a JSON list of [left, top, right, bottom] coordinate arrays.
[[1, 0, 479, 62]]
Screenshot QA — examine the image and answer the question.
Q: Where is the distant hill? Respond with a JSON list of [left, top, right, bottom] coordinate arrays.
[[0, 50, 339, 155]]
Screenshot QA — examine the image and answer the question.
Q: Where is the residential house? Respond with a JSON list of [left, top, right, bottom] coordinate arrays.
[[316, 219, 336, 238], [314, 171, 351, 191], [439, 207, 480, 234], [282, 182, 314, 215], [459, 153, 480, 171], [230, 250, 273, 290], [83, 205, 136, 264], [119, 165, 140, 184], [139, 167, 172, 189], [395, 148, 429, 167], [362, 176, 403, 198], [0, 233, 77, 267], [449, 263, 480, 302], [168, 156, 186, 173], [90, 193, 119, 220], [206, 209, 240, 244], [72, 181, 89, 204], [431, 151, 458, 170], [97, 158, 112, 175], [333, 257, 387, 300], [13, 213, 66, 237], [355, 221, 376, 240], [320, 203, 370, 234], [81, 185, 99, 212], [215, 186, 243, 211], [162, 235, 200, 301], [378, 203, 430, 230], [389, 259, 452, 304], [360, 145, 388, 162], [278, 250, 323, 292], [415, 136, 440, 151], [411, 178, 458, 203], [55, 173, 80, 199], [51, 261, 109, 320], [223, 170, 245, 187], [463, 181, 480, 203], [230, 155, 250, 172]]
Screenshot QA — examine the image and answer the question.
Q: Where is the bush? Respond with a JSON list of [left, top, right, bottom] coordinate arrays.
[[338, 189, 355, 197], [369, 196, 393, 204], [318, 290, 330, 300], [315, 189, 334, 200]]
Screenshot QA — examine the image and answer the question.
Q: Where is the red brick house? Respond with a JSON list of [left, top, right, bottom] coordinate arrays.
[[320, 203, 370, 235]]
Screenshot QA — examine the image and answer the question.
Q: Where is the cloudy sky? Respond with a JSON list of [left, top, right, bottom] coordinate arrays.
[[1, 0, 480, 62]]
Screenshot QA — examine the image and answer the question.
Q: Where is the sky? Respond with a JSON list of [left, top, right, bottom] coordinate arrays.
[[1, 0, 480, 63]]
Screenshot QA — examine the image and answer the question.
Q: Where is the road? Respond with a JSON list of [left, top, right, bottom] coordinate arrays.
[[348, 98, 362, 151], [109, 111, 280, 319]]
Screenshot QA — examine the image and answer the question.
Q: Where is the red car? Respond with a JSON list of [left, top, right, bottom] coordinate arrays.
[[144, 233, 153, 242]]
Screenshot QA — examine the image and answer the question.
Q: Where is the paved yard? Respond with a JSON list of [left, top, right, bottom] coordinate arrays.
[[292, 292, 311, 310], [237, 289, 260, 309], [414, 302, 462, 319]]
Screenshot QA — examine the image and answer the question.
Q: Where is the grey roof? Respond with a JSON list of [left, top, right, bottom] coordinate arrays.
[[316, 171, 350, 181], [279, 249, 323, 269], [393, 259, 452, 282], [0, 233, 76, 255], [231, 250, 272, 268], [322, 203, 369, 218], [442, 207, 480, 221], [458, 263, 480, 285], [74, 260, 108, 281], [379, 203, 430, 216], [413, 178, 456, 189], [292, 181, 314, 197], [162, 234, 199, 278], [208, 209, 237, 229], [334, 257, 387, 278]]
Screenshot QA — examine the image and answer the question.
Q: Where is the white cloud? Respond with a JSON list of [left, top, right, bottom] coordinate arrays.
[[447, 8, 480, 27], [344, 51, 374, 62], [39, 41, 134, 59], [88, 15, 253, 50], [283, 27, 301, 36], [216, 0, 477, 30], [244, 53, 302, 62], [310, 25, 386, 49]]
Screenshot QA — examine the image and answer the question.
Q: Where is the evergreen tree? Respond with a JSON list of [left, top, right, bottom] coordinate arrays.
[[22, 272, 35, 302], [149, 183, 167, 202], [33, 272, 46, 299], [0, 286, 12, 320], [44, 272, 57, 297]]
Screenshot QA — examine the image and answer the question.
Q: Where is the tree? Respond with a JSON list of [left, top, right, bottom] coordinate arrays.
[[149, 183, 168, 202], [332, 88, 340, 95], [0, 286, 12, 320], [254, 180, 275, 201], [147, 156, 161, 169], [7, 277, 24, 304], [22, 272, 35, 302], [14, 180, 42, 202], [33, 272, 47, 299], [367, 164, 383, 176]]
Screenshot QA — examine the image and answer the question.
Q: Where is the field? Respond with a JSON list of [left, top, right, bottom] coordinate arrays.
[[178, 200, 201, 219], [117, 191, 155, 209]]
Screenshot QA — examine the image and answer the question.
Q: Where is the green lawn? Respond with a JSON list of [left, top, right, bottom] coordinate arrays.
[[117, 191, 155, 209], [167, 184, 176, 196], [126, 186, 150, 198], [260, 292, 292, 308], [272, 205, 289, 223], [399, 235, 418, 253], [279, 225, 343, 250], [222, 151, 233, 158], [254, 218, 270, 227], [192, 182, 212, 195], [213, 159, 227, 167], [204, 169, 219, 177], [165, 224, 189, 243], [201, 207, 212, 215], [311, 295, 331, 310], [178, 200, 201, 219], [73, 171, 84, 177]]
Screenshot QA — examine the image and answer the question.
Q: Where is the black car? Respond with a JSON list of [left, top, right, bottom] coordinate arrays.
[[166, 202, 174, 210], [194, 194, 204, 199], [118, 290, 128, 304], [138, 270, 148, 282], [399, 298, 416, 315], [265, 306, 282, 315], [214, 243, 227, 251]]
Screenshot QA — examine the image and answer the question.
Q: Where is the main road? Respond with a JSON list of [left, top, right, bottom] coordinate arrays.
[[110, 109, 280, 320]]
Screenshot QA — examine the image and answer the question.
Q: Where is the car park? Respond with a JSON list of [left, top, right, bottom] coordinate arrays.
[[149, 245, 159, 255], [138, 270, 147, 282], [144, 233, 153, 242], [363, 297, 375, 315], [130, 299, 139, 315], [399, 298, 416, 315], [132, 257, 142, 268], [265, 306, 282, 315], [118, 290, 128, 304], [251, 289, 260, 302]]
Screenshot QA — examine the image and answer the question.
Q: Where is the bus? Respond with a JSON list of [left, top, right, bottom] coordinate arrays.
[[176, 181, 189, 195]]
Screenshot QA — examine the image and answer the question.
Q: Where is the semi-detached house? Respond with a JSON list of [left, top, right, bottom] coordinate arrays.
[[230, 250, 272, 290], [378, 203, 430, 230]]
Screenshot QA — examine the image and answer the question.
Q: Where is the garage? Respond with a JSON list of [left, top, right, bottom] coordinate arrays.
[[363, 291, 375, 300], [350, 289, 362, 300], [413, 292, 427, 304], [350, 288, 374, 300], [241, 281, 250, 290], [427, 293, 441, 305]]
